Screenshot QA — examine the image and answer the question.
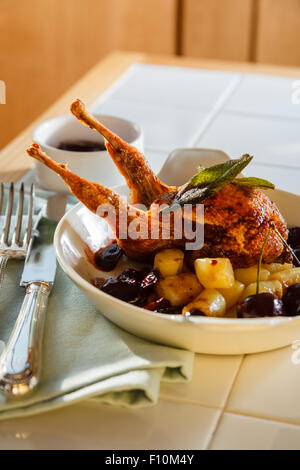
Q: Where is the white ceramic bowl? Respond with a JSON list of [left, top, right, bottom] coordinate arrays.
[[33, 113, 144, 192], [54, 148, 300, 355]]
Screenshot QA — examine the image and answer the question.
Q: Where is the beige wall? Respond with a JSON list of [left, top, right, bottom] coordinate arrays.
[[0, 0, 177, 149], [1, 0, 300, 150]]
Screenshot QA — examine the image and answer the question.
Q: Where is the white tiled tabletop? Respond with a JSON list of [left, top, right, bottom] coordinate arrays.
[[2, 63, 300, 450]]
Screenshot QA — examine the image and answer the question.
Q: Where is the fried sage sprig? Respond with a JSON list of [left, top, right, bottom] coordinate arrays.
[[164, 154, 274, 212]]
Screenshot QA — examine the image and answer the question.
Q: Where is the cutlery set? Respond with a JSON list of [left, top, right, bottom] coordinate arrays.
[[0, 184, 66, 397]]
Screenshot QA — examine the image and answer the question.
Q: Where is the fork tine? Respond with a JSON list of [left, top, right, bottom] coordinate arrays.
[[13, 183, 24, 246], [24, 183, 34, 247], [0, 183, 4, 216], [2, 182, 14, 245]]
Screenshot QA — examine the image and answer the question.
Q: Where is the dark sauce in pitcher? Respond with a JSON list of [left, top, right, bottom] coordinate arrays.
[[57, 139, 106, 152]]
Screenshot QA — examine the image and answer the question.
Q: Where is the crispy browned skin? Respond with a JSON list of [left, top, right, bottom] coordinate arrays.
[[27, 143, 143, 237], [70, 99, 172, 207], [28, 104, 290, 268], [185, 184, 290, 268]]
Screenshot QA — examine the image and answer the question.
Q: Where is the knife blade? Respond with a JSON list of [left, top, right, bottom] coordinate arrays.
[[0, 193, 67, 397], [20, 216, 57, 286]]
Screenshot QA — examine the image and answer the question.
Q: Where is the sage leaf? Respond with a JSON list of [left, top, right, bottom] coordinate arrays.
[[166, 154, 253, 212], [233, 177, 275, 190], [189, 156, 251, 188]]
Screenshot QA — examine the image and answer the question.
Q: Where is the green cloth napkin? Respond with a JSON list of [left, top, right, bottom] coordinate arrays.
[[0, 212, 194, 419]]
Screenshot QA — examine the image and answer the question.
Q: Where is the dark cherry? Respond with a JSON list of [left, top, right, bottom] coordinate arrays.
[[94, 243, 123, 271], [96, 266, 162, 305], [156, 306, 183, 314], [282, 283, 300, 316], [293, 248, 300, 267], [118, 269, 141, 284], [184, 308, 205, 317], [237, 293, 284, 318], [101, 277, 141, 304], [57, 139, 106, 152], [138, 267, 152, 278], [140, 269, 161, 296], [287, 227, 300, 249], [144, 297, 170, 311]]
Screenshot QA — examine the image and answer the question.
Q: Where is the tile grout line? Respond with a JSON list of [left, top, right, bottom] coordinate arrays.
[[158, 395, 300, 429], [187, 74, 243, 148], [220, 108, 300, 123], [223, 408, 300, 428], [158, 393, 300, 429], [158, 394, 222, 411], [204, 354, 245, 450]]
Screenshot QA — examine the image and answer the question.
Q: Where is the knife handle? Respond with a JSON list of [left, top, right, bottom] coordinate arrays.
[[0, 282, 51, 397]]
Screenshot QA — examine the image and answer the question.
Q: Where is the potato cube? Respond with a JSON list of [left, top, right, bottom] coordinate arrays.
[[262, 263, 293, 274], [182, 289, 226, 317], [269, 267, 300, 289], [239, 280, 283, 302], [155, 273, 202, 306], [194, 258, 234, 288], [154, 249, 184, 278], [219, 280, 245, 309], [234, 266, 270, 285]]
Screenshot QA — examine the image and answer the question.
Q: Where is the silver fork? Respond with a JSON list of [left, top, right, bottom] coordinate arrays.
[[0, 182, 34, 290]]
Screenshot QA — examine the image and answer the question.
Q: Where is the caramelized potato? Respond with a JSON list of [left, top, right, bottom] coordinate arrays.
[[262, 263, 293, 274], [155, 273, 202, 306], [239, 280, 283, 302], [154, 249, 184, 278], [269, 267, 300, 290], [182, 289, 226, 317], [219, 280, 245, 309], [234, 266, 270, 285], [194, 258, 234, 289]]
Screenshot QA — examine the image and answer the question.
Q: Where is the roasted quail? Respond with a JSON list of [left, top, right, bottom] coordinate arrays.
[[27, 100, 290, 268]]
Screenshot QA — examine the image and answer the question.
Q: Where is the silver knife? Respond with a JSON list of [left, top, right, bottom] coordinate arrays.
[[0, 193, 67, 397]]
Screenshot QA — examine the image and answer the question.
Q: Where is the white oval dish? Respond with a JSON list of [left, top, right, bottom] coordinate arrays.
[[33, 113, 144, 192], [54, 148, 300, 355]]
